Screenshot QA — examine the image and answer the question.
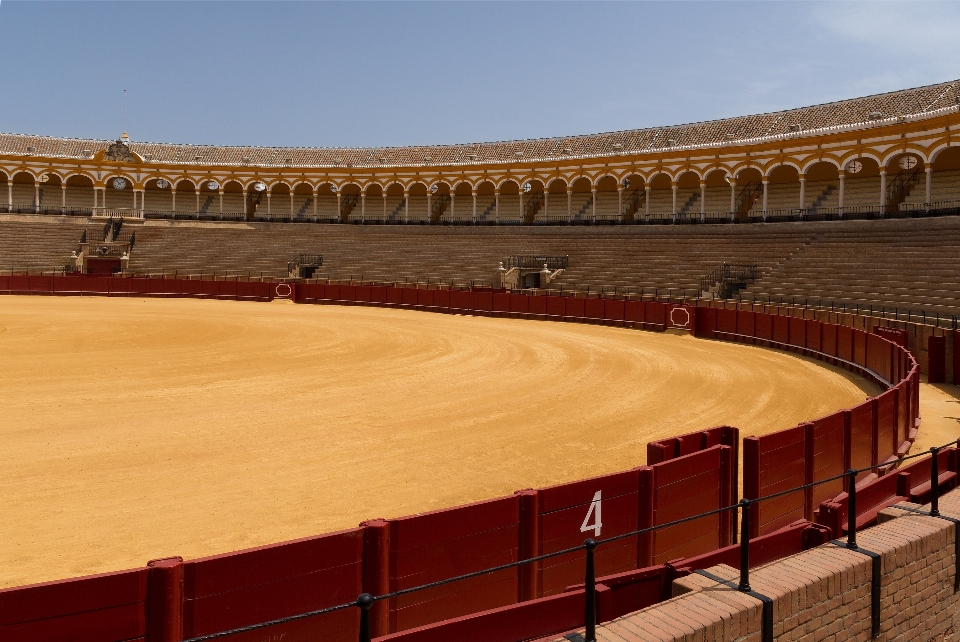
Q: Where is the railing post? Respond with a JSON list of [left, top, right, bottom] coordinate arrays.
[[584, 538, 597, 642], [357, 593, 374, 642], [930, 447, 941, 517], [846, 469, 858, 548], [738, 499, 751, 592]]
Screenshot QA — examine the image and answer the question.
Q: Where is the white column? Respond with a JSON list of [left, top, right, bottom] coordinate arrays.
[[645, 186, 651, 218], [472, 191, 477, 223], [267, 192, 272, 217], [567, 189, 572, 221], [729, 180, 736, 214], [838, 172, 845, 215], [761, 179, 769, 218], [495, 190, 500, 223], [798, 176, 806, 214], [219, 190, 224, 216], [313, 188, 318, 219], [61, 184, 66, 212], [450, 193, 455, 220], [519, 191, 523, 221], [7, 182, 12, 208], [382, 193, 386, 220], [289, 191, 294, 218], [879, 169, 887, 216], [617, 187, 623, 222], [427, 191, 432, 222], [404, 191, 409, 223], [34, 182, 39, 213], [925, 165, 933, 207], [336, 192, 341, 222], [196, 190, 201, 216], [171, 188, 176, 213], [591, 187, 597, 223], [544, 191, 549, 219], [671, 183, 677, 221], [361, 193, 365, 223], [700, 182, 706, 222]]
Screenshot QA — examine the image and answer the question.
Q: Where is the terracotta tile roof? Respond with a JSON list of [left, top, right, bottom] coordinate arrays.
[[2, 80, 957, 168]]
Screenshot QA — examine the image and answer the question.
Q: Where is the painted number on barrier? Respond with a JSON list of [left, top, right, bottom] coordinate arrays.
[[580, 491, 602, 537]]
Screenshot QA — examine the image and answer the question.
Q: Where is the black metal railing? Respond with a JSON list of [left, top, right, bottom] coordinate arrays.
[[504, 255, 569, 270], [179, 438, 960, 642], [699, 263, 758, 296]]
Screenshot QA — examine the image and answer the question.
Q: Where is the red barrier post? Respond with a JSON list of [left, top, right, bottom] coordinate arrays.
[[929, 334, 946, 383], [516, 490, 539, 601], [146, 557, 184, 642], [362, 519, 391, 636]]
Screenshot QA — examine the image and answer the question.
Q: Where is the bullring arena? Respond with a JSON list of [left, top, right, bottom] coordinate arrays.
[[1, 80, 960, 642]]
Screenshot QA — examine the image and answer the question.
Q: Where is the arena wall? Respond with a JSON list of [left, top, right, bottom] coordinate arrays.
[[1, 277, 955, 642]]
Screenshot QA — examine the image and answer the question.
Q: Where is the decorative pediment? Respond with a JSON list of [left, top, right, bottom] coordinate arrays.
[[103, 139, 138, 163]]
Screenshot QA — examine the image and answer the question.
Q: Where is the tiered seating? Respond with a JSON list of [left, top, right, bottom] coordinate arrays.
[[497, 194, 522, 223], [594, 192, 619, 220], [703, 186, 729, 213], [805, 180, 839, 209], [842, 176, 881, 207], [647, 189, 673, 218], [742, 216, 960, 314], [0, 215, 87, 270], [932, 169, 960, 202]]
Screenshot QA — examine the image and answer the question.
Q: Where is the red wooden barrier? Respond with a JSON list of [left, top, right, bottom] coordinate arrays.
[[386, 496, 520, 633], [822, 322, 838, 357], [755, 311, 773, 341], [716, 308, 737, 336], [644, 301, 666, 327], [373, 587, 598, 642], [508, 293, 528, 314], [491, 292, 510, 313], [638, 445, 732, 566], [805, 319, 822, 352], [809, 412, 848, 509], [876, 389, 897, 465], [181, 529, 363, 641], [546, 295, 565, 319], [955, 330, 960, 385], [583, 298, 604, 320], [788, 315, 806, 348], [743, 425, 808, 537], [853, 329, 868, 368], [850, 401, 876, 482], [604, 298, 624, 323], [929, 334, 946, 383], [867, 332, 892, 383], [526, 294, 546, 316], [895, 446, 958, 504], [874, 326, 908, 348], [816, 471, 909, 537], [536, 470, 640, 597], [564, 297, 585, 320], [772, 315, 789, 344], [587, 566, 667, 623], [692, 305, 716, 338], [837, 325, 854, 362], [736, 309, 756, 339], [0, 568, 147, 642]]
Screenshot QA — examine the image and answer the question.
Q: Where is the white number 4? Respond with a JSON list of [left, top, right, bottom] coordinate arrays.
[[580, 491, 602, 537]]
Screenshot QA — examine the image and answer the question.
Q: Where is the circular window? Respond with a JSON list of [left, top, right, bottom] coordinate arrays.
[[898, 156, 918, 170]]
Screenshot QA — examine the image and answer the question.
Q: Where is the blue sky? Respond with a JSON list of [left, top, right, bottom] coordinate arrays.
[[0, 1, 957, 148]]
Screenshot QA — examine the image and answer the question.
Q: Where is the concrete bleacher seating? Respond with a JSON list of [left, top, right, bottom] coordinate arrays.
[[3, 213, 960, 315]]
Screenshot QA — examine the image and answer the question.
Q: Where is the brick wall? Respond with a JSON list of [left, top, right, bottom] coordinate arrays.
[[552, 488, 960, 641]]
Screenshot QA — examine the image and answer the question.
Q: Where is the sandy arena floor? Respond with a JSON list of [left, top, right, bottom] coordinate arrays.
[[0, 296, 896, 588]]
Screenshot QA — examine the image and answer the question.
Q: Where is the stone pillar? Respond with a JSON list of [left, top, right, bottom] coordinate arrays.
[[729, 180, 736, 214], [404, 191, 409, 223], [266, 192, 271, 217], [839, 172, 845, 215], [7, 181, 12, 209], [591, 187, 597, 223], [495, 190, 500, 223], [519, 190, 523, 221], [567, 189, 572, 221], [671, 182, 677, 221], [544, 191, 549, 219], [382, 193, 386, 220], [799, 176, 806, 215], [762, 179, 769, 218], [336, 192, 341, 221], [313, 187, 318, 218], [617, 187, 623, 222], [171, 188, 176, 214], [361, 192, 365, 223], [700, 181, 706, 221], [34, 181, 39, 213], [219, 190, 224, 216], [925, 164, 933, 207], [291, 191, 295, 219], [427, 191, 432, 222], [472, 191, 477, 223], [450, 193, 455, 220], [645, 185, 651, 218], [879, 169, 887, 216], [61, 184, 66, 212]]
